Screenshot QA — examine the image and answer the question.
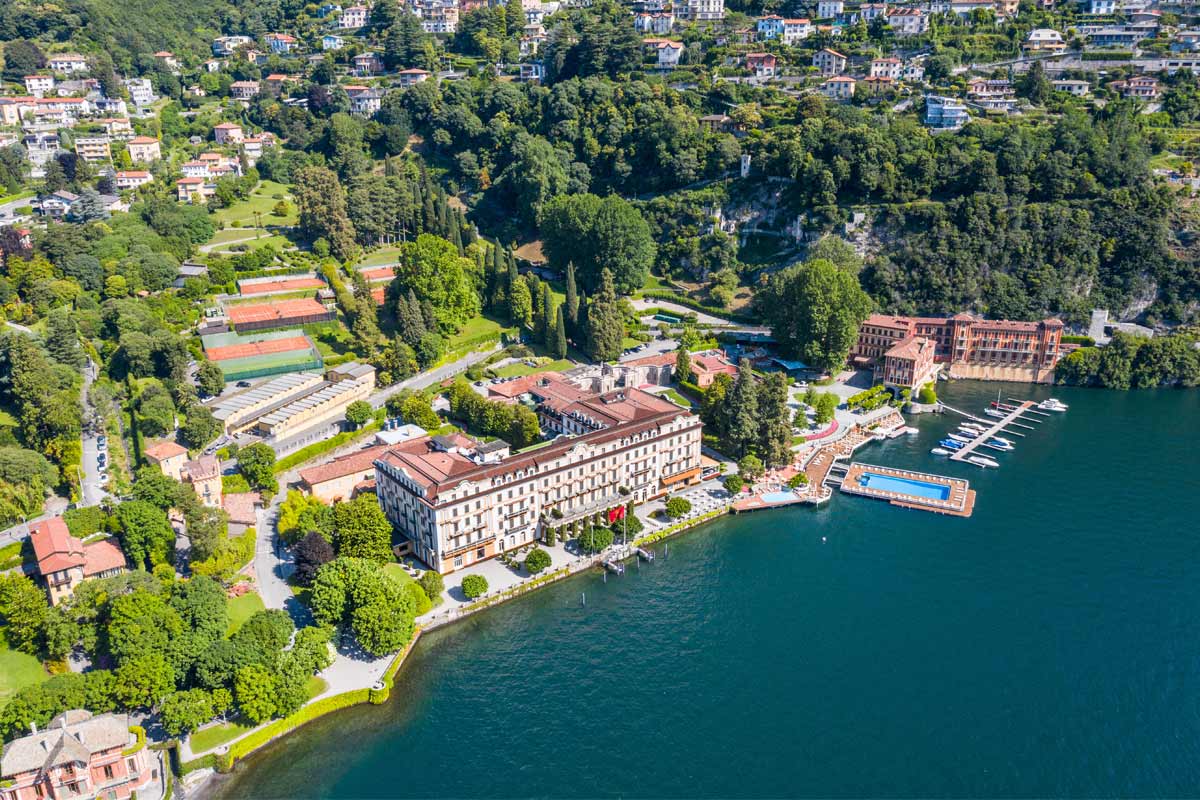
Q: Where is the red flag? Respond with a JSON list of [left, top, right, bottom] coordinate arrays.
[[616, 505, 626, 520]]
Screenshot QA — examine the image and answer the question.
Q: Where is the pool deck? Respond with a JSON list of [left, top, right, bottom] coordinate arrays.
[[839, 463, 975, 517], [731, 491, 813, 513]]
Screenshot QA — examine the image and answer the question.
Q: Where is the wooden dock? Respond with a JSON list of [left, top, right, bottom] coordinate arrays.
[[949, 400, 1036, 462]]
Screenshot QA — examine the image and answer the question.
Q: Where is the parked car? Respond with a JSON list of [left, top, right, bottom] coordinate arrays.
[[236, 380, 252, 388]]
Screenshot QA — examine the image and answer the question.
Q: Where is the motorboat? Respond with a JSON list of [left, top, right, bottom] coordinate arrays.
[[931, 447, 952, 456], [903, 426, 919, 435], [1039, 398, 1068, 412], [986, 438, 1014, 451], [955, 427, 980, 437], [960, 423, 987, 432], [967, 455, 999, 468], [984, 408, 1006, 418], [947, 433, 973, 444], [939, 438, 964, 450]]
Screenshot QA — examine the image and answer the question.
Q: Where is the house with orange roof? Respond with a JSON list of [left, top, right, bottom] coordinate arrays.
[[299, 444, 393, 502], [689, 350, 739, 387], [145, 440, 188, 480], [30, 517, 126, 605]]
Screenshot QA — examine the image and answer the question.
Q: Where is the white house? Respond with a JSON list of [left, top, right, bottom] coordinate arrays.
[[323, 34, 346, 50], [48, 54, 88, 73], [812, 47, 847, 76], [115, 170, 153, 190], [782, 18, 812, 43], [339, 4, 369, 27], [1026, 28, 1067, 51], [821, 75, 857, 99], [24, 75, 55, 97], [886, 6, 928, 35], [817, 0, 843, 18], [870, 56, 902, 79]]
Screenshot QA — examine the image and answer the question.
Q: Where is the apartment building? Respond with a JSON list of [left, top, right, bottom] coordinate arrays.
[[123, 78, 155, 107], [375, 387, 702, 573], [685, 0, 724, 19], [0, 710, 155, 800], [853, 313, 1065, 382], [48, 53, 88, 73], [73, 136, 112, 164], [24, 75, 55, 97]]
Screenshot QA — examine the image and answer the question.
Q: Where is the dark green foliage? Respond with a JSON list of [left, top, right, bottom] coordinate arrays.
[[540, 193, 655, 295], [524, 547, 551, 574], [583, 268, 624, 362], [664, 496, 692, 519], [460, 574, 488, 599]]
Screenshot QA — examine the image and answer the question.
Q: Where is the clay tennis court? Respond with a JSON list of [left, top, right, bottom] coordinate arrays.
[[372, 287, 386, 305], [238, 277, 325, 295], [227, 298, 332, 327], [206, 335, 312, 362], [359, 267, 395, 282]]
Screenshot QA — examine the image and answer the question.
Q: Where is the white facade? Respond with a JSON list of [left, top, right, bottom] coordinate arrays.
[[817, 0, 843, 18]]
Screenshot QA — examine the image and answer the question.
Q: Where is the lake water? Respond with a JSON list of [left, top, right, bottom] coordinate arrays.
[[212, 382, 1200, 798]]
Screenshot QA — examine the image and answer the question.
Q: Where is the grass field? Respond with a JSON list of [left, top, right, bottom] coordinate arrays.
[[491, 358, 573, 378], [212, 234, 296, 254], [305, 676, 328, 700], [659, 388, 693, 408], [226, 591, 266, 637], [356, 246, 406, 268], [445, 316, 510, 352], [189, 720, 255, 753], [0, 633, 47, 704], [211, 180, 297, 228], [382, 562, 415, 586]]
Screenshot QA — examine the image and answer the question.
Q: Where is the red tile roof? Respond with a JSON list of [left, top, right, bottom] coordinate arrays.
[[144, 441, 187, 461], [299, 444, 392, 487]]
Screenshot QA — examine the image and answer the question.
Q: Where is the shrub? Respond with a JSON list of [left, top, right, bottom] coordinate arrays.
[[786, 473, 808, 489], [417, 570, 444, 602], [664, 496, 692, 519], [723, 475, 744, 494], [577, 525, 614, 554], [524, 547, 551, 574], [917, 383, 938, 404], [461, 574, 488, 599]]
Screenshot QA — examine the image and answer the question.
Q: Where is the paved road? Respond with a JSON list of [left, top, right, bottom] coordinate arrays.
[[368, 344, 501, 409], [79, 360, 110, 508]]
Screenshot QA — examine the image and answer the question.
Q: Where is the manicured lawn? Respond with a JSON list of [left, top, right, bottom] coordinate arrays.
[[189, 720, 255, 753], [0, 634, 47, 703], [226, 591, 266, 637], [491, 358, 573, 378], [213, 234, 295, 254], [382, 562, 415, 586], [445, 316, 509, 351], [621, 337, 642, 350], [305, 676, 328, 700], [211, 180, 297, 228], [209, 227, 271, 246], [659, 388, 692, 408], [357, 246, 405, 268]]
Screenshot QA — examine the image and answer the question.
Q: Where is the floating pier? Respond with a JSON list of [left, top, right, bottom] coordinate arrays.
[[949, 401, 1037, 463], [839, 462, 976, 517], [602, 560, 625, 575], [636, 547, 654, 562]]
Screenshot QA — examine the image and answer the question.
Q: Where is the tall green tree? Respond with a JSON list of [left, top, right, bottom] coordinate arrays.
[[584, 268, 624, 362], [756, 259, 872, 372], [756, 373, 793, 467], [726, 359, 759, 457], [294, 166, 357, 261], [540, 193, 656, 295]]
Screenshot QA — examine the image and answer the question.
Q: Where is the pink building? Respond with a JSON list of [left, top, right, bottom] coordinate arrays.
[[0, 710, 155, 800]]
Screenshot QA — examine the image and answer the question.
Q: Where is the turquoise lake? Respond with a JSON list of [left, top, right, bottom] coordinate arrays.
[[212, 381, 1200, 798]]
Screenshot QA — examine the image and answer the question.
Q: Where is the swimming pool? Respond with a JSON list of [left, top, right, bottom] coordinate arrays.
[[762, 491, 798, 503], [858, 472, 950, 501]]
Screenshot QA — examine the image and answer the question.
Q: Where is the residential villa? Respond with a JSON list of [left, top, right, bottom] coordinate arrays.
[[144, 440, 188, 480], [374, 386, 703, 573], [878, 335, 939, 391], [29, 517, 126, 606], [813, 48, 847, 76], [870, 57, 902, 80], [1025, 28, 1067, 52], [182, 455, 223, 508], [397, 68, 432, 87], [821, 75, 857, 99], [214, 122, 245, 144], [115, 170, 154, 190], [0, 710, 156, 800], [126, 136, 162, 162], [853, 312, 1065, 383], [886, 6, 929, 35], [746, 52, 778, 78]]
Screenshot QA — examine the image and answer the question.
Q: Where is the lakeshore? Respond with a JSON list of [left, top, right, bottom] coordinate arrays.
[[209, 382, 1200, 797]]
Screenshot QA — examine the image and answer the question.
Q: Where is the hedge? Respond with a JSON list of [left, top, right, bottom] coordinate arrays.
[[1061, 334, 1096, 346], [273, 421, 382, 473], [123, 726, 146, 756], [233, 266, 314, 279], [223, 688, 373, 767]]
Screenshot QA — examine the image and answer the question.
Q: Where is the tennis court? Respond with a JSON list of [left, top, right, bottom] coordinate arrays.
[[238, 277, 325, 295], [359, 267, 395, 282], [206, 335, 313, 362], [227, 298, 332, 329]]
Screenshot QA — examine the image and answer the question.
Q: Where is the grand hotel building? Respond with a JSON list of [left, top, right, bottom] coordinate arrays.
[[373, 385, 702, 574]]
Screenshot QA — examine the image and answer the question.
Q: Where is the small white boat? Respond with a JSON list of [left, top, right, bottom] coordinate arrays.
[[984, 408, 1006, 418], [947, 433, 973, 443], [982, 442, 1013, 453], [960, 423, 986, 432], [1039, 398, 1068, 412], [967, 455, 1000, 468], [931, 447, 951, 456], [903, 426, 919, 436], [955, 427, 980, 437]]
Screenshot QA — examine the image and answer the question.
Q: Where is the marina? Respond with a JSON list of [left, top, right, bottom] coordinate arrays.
[[945, 400, 1041, 463]]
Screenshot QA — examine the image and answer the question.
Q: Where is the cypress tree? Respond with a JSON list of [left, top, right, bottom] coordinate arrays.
[[675, 346, 692, 383], [726, 358, 760, 457], [553, 304, 568, 359], [584, 268, 623, 362], [565, 261, 579, 329], [420, 298, 438, 331], [541, 285, 555, 350]]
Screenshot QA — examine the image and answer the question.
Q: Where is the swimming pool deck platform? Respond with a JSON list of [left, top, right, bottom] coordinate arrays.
[[731, 492, 814, 513], [840, 463, 975, 517]]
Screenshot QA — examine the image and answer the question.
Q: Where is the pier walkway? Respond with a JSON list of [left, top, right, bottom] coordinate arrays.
[[949, 401, 1035, 462]]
